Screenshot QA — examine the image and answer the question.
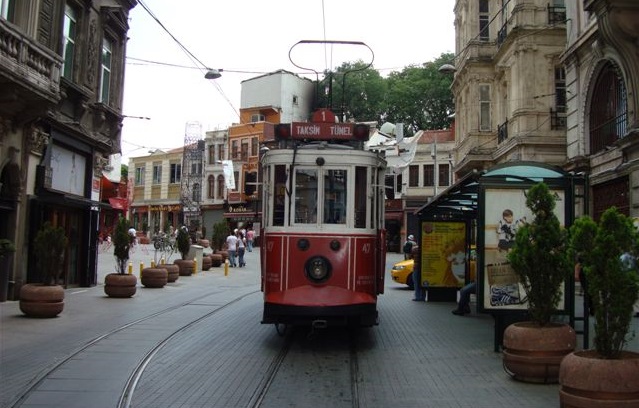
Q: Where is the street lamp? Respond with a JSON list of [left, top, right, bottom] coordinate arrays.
[[204, 68, 223, 79], [438, 64, 456, 74]]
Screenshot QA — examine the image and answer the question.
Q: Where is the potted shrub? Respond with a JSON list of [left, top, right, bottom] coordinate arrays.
[[174, 225, 194, 276], [104, 216, 138, 297], [19, 222, 68, 317], [502, 182, 576, 383], [153, 230, 179, 283], [210, 221, 228, 267], [559, 207, 639, 405]]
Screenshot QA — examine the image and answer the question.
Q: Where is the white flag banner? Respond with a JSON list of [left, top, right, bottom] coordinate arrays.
[[222, 160, 235, 189]]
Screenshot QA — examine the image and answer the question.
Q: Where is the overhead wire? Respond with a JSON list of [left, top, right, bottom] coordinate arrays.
[[136, 0, 239, 119]]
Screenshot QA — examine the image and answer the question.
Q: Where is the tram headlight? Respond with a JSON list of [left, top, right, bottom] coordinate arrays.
[[305, 256, 331, 283]]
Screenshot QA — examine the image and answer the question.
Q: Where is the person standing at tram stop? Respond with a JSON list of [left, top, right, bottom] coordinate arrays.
[[237, 231, 247, 267], [411, 245, 426, 302], [226, 230, 238, 267], [404, 234, 417, 260]]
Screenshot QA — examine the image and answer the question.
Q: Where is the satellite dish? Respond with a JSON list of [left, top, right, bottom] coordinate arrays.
[[380, 122, 396, 136]]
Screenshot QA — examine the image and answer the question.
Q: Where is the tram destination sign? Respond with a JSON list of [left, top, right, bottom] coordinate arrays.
[[289, 122, 359, 141]]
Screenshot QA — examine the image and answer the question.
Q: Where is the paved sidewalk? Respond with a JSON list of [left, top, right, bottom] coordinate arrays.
[[1, 247, 637, 408]]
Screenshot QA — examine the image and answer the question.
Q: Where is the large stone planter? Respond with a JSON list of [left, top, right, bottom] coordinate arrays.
[[104, 273, 137, 298], [174, 259, 195, 276], [502, 321, 576, 384], [141, 267, 168, 288], [19, 283, 65, 318], [210, 253, 223, 267], [559, 350, 639, 407], [158, 263, 179, 283], [201, 255, 212, 271]]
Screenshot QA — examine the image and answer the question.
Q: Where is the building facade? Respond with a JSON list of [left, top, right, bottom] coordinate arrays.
[[451, 0, 568, 178], [562, 0, 639, 219], [128, 147, 185, 238], [0, 0, 136, 298], [223, 70, 315, 230]]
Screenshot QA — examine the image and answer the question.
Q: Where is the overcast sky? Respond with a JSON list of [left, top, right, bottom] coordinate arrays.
[[121, 0, 456, 161]]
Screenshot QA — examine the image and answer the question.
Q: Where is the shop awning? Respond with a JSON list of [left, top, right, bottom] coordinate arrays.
[[108, 197, 127, 211]]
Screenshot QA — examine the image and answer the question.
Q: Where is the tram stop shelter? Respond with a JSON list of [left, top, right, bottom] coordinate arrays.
[[414, 162, 585, 351]]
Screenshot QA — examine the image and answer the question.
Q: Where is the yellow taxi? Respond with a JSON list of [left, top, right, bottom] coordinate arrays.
[[390, 258, 415, 289], [390, 246, 477, 290]]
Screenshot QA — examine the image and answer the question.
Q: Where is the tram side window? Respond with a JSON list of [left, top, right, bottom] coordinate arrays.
[[273, 165, 287, 226], [295, 169, 318, 223], [355, 167, 367, 228], [324, 169, 347, 224]]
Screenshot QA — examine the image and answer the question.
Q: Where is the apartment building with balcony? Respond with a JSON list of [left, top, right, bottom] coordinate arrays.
[[450, 0, 568, 178], [0, 0, 136, 297], [223, 70, 314, 229], [562, 0, 639, 219]]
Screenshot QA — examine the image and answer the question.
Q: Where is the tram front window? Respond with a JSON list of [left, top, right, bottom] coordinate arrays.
[[295, 169, 318, 223], [324, 169, 347, 224]]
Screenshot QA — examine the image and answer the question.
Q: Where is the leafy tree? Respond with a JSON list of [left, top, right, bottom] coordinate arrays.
[[316, 61, 386, 124], [314, 52, 455, 135], [568, 207, 639, 358], [113, 216, 131, 274], [507, 182, 570, 326], [384, 53, 455, 133]]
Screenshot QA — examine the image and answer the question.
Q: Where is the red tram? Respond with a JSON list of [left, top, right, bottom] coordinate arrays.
[[259, 109, 387, 328]]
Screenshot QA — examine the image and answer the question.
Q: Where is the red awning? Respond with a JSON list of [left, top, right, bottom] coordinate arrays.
[[109, 197, 126, 211]]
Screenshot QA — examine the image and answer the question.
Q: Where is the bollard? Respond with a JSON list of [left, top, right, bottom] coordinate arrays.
[[224, 259, 229, 276], [128, 261, 133, 275], [139, 261, 144, 278], [151, 260, 156, 268], [160, 257, 165, 265], [193, 258, 198, 275]]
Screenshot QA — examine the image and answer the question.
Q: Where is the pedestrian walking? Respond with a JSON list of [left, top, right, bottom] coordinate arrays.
[[246, 228, 255, 252], [226, 231, 238, 267], [237, 232, 247, 267]]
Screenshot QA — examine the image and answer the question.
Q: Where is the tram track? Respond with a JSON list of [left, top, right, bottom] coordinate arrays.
[[10, 290, 260, 408], [247, 326, 363, 408]]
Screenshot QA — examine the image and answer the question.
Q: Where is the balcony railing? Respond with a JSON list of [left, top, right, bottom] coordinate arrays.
[[497, 24, 507, 48], [590, 112, 627, 153], [550, 108, 567, 130], [498, 121, 509, 144], [0, 19, 61, 101]]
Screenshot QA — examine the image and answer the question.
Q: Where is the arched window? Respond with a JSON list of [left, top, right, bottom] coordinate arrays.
[[207, 175, 214, 198], [217, 175, 225, 199], [589, 62, 628, 154]]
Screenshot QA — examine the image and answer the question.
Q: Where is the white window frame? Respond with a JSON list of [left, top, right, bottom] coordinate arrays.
[[99, 37, 113, 103], [479, 84, 491, 132], [62, 4, 77, 79], [152, 163, 162, 184]]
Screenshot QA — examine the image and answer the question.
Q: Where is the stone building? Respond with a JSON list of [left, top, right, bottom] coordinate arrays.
[[450, 0, 568, 178], [562, 0, 639, 219], [0, 0, 136, 298]]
